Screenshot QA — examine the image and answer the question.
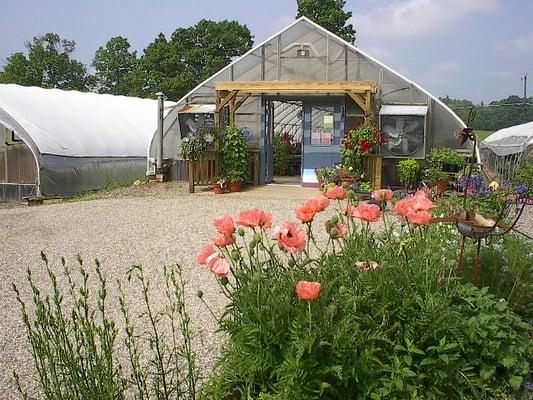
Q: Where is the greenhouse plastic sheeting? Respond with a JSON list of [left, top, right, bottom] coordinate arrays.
[[0, 84, 172, 200], [480, 121, 533, 157], [151, 17, 466, 163]]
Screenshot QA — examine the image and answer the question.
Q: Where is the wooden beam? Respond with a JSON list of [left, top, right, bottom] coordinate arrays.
[[215, 80, 377, 94], [234, 93, 251, 111], [216, 90, 238, 112], [346, 92, 367, 112], [365, 91, 373, 117]]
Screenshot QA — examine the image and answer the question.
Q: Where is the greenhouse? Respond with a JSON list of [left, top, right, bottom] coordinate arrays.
[[0, 84, 166, 201], [150, 16, 467, 187], [480, 121, 533, 180]]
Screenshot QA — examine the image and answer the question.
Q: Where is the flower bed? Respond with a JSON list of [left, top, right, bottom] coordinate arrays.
[[197, 187, 532, 399]]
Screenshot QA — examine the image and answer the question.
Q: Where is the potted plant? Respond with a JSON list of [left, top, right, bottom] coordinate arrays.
[[225, 172, 243, 193], [220, 125, 250, 193], [340, 119, 385, 186], [427, 147, 465, 173], [397, 159, 421, 189], [213, 177, 226, 194], [315, 167, 338, 189], [425, 167, 451, 192]]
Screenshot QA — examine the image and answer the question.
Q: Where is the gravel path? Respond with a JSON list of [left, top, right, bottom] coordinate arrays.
[[0, 185, 531, 399], [0, 185, 317, 399]]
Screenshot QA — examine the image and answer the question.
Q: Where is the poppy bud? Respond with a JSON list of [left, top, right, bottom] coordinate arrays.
[[196, 290, 203, 298], [231, 250, 240, 261], [238, 228, 245, 236]]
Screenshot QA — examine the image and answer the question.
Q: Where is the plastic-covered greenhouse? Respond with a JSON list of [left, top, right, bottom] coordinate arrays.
[[151, 17, 467, 186], [480, 121, 533, 179], [0, 84, 164, 201]]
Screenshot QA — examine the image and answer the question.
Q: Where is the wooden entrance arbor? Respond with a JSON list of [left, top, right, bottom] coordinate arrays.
[[214, 80, 378, 125]]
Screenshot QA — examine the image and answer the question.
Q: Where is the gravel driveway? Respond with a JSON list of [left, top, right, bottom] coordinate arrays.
[[0, 184, 314, 399], [0, 184, 531, 399]]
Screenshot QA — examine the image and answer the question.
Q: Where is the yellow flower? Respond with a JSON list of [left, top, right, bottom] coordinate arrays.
[[489, 181, 500, 190]]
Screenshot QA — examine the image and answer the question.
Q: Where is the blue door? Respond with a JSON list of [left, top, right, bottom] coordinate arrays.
[[301, 101, 344, 186]]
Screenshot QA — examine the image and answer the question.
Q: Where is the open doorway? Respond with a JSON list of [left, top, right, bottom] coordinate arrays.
[[269, 100, 303, 185]]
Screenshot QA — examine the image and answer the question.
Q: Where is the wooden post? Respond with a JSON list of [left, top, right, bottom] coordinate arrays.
[[188, 161, 195, 193], [365, 91, 373, 118]]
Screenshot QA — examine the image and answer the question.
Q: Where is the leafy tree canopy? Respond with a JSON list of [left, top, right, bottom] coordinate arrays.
[[296, 0, 356, 44], [0, 33, 93, 91], [133, 19, 254, 100], [92, 36, 138, 95], [441, 95, 533, 131]]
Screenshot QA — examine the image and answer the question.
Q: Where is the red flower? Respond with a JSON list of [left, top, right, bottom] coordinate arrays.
[[295, 281, 321, 301], [196, 246, 216, 265], [206, 255, 231, 278], [237, 209, 273, 229], [326, 186, 347, 200], [296, 204, 316, 223], [212, 233, 235, 247], [359, 140, 373, 153], [346, 203, 382, 222], [213, 215, 235, 236], [274, 222, 306, 254], [372, 189, 393, 202], [406, 210, 432, 226]]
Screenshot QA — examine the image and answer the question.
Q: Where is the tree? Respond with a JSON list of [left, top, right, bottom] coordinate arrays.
[[133, 19, 254, 100], [296, 0, 356, 44], [92, 36, 138, 95], [0, 33, 93, 90]]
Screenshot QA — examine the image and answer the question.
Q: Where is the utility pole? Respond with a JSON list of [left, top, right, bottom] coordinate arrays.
[[156, 92, 165, 172], [521, 74, 527, 122]]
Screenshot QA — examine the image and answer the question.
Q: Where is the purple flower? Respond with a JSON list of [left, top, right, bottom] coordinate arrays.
[[517, 184, 529, 195]]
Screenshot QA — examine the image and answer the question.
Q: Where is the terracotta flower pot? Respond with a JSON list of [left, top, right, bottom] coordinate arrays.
[[434, 179, 449, 193], [213, 186, 225, 194], [228, 181, 241, 193]]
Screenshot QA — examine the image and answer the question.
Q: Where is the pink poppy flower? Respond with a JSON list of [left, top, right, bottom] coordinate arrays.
[[212, 233, 235, 247], [346, 203, 381, 222], [406, 210, 432, 226], [274, 222, 306, 254], [237, 209, 273, 229], [372, 189, 393, 202], [261, 211, 274, 229], [394, 194, 433, 218], [325, 186, 347, 200], [213, 215, 235, 236], [295, 281, 321, 301], [196, 245, 216, 265], [207, 255, 230, 278], [326, 222, 347, 238], [303, 196, 330, 213], [296, 204, 316, 223]]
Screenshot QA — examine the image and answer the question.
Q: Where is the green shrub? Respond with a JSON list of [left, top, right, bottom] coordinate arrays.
[[427, 147, 466, 172], [397, 159, 421, 187], [221, 125, 250, 182], [273, 134, 290, 175]]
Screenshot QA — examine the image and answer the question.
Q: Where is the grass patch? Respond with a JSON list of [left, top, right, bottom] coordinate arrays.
[[476, 130, 494, 141]]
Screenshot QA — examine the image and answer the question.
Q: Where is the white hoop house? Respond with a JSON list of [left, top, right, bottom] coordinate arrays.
[[0, 84, 167, 201], [479, 121, 533, 179]]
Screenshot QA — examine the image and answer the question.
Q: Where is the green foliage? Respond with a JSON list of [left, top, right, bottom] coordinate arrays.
[[513, 159, 533, 191], [0, 33, 93, 90], [273, 134, 291, 175], [296, 0, 356, 44], [221, 125, 250, 182], [13, 255, 199, 400], [427, 147, 466, 172], [92, 36, 138, 95], [132, 20, 253, 100], [180, 135, 208, 161], [397, 159, 421, 186], [200, 204, 532, 399], [441, 95, 533, 131]]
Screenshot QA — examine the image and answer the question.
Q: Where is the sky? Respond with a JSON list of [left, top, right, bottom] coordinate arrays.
[[0, 0, 531, 103]]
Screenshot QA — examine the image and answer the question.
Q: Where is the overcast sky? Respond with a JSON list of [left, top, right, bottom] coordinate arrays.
[[1, 0, 531, 103]]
